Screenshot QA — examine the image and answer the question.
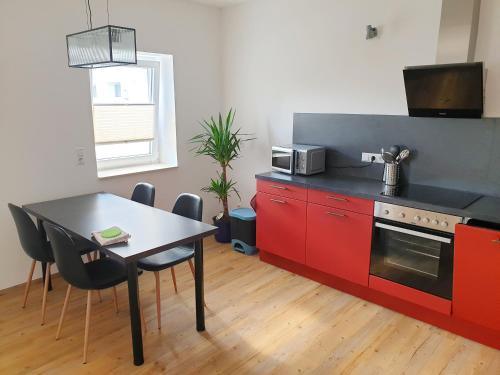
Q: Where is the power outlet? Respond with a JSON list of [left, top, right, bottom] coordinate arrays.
[[76, 147, 85, 166], [361, 152, 384, 164]]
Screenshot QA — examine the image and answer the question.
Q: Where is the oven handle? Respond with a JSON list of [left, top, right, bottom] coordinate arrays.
[[374, 222, 452, 244]]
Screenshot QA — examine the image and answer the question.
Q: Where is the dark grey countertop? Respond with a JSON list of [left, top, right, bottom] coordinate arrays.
[[256, 171, 500, 224]]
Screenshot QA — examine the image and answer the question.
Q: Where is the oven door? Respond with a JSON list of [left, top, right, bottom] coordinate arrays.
[[271, 147, 294, 174], [370, 219, 454, 299]]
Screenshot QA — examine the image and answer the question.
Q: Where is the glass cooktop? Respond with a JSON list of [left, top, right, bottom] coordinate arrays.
[[381, 184, 482, 210]]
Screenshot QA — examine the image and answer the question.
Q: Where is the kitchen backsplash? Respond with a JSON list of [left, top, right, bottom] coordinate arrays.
[[293, 113, 500, 197]]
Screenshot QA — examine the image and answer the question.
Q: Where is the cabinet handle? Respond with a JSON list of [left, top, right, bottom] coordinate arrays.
[[270, 185, 288, 190], [492, 239, 500, 244], [327, 211, 346, 217], [270, 198, 287, 204], [327, 196, 348, 202]]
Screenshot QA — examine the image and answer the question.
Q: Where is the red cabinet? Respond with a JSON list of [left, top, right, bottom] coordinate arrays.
[[257, 180, 308, 201], [305, 203, 372, 286], [308, 189, 373, 215], [453, 224, 500, 331], [256, 192, 307, 264]]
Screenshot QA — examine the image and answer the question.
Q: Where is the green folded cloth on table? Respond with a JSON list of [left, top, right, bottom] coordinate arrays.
[[91, 226, 130, 246]]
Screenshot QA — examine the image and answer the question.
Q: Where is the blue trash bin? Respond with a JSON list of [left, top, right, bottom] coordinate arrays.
[[229, 208, 257, 255]]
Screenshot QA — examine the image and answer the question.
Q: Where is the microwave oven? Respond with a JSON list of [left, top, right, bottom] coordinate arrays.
[[271, 144, 326, 175]]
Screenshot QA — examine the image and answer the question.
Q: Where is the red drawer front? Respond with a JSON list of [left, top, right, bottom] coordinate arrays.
[[257, 179, 307, 201], [369, 275, 452, 315], [256, 192, 307, 264], [308, 189, 373, 215], [306, 204, 372, 286]]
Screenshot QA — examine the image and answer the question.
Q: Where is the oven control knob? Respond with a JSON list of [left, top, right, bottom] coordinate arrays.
[[422, 218, 430, 224], [441, 221, 449, 228], [432, 219, 439, 225], [399, 212, 406, 218], [414, 215, 421, 222], [384, 210, 390, 215]]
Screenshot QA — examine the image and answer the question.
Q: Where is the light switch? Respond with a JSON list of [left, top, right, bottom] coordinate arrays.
[[76, 147, 85, 166]]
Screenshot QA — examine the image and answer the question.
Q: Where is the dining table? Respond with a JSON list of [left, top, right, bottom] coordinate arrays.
[[23, 192, 218, 366]]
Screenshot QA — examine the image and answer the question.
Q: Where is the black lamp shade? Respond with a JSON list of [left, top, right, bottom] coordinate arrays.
[[66, 25, 137, 68]]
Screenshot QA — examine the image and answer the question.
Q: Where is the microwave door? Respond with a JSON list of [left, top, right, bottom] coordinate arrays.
[[272, 151, 294, 173]]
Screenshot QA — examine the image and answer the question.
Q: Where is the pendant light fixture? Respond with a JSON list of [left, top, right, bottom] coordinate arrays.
[[66, 0, 137, 68]]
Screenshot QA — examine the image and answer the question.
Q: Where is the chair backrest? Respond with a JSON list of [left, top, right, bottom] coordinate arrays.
[[172, 193, 203, 222], [131, 183, 155, 207], [8, 203, 52, 263], [43, 222, 93, 290]]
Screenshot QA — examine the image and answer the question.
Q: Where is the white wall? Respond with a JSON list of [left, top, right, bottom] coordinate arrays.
[[475, 0, 500, 117], [221, 0, 443, 207], [0, 0, 222, 289]]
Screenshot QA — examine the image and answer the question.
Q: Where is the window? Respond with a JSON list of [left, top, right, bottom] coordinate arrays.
[[90, 52, 177, 176]]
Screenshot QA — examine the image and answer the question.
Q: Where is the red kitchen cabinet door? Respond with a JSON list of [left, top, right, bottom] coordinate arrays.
[[453, 224, 500, 331], [256, 179, 307, 201], [308, 189, 374, 215], [306, 203, 373, 286], [256, 192, 307, 264]]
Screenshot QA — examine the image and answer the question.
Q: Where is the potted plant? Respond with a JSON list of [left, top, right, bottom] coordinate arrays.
[[190, 109, 254, 243]]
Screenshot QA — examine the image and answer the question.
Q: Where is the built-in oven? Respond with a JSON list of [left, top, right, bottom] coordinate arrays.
[[271, 146, 295, 174], [370, 202, 465, 300]]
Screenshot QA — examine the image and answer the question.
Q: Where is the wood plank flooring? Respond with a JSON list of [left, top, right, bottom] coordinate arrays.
[[0, 240, 499, 374]]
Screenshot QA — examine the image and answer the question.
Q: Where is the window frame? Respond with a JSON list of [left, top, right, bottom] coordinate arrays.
[[90, 57, 161, 172]]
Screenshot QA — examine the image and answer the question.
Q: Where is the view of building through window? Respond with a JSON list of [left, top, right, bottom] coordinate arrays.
[[90, 55, 161, 170]]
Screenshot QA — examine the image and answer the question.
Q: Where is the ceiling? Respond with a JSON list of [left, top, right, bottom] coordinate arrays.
[[189, 0, 248, 8]]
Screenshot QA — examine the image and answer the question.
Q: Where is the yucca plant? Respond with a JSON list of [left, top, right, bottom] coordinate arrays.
[[190, 109, 254, 221]]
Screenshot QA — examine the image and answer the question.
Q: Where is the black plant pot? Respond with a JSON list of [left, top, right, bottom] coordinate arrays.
[[213, 216, 231, 243]]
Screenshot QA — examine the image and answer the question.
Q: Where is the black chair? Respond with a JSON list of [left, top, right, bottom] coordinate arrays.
[[44, 222, 129, 364], [131, 182, 155, 207], [8, 203, 54, 324], [9, 204, 99, 324], [137, 193, 203, 330]]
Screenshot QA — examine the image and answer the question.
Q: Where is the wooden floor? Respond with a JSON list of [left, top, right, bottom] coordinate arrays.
[[1, 240, 499, 375]]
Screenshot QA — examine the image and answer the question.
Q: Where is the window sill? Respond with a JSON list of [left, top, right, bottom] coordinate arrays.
[[97, 163, 176, 179]]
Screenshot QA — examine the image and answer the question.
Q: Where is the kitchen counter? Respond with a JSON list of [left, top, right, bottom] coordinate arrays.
[[463, 196, 500, 225], [256, 171, 500, 224]]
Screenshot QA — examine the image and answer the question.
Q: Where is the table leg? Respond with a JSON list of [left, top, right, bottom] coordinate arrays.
[[37, 219, 52, 291], [126, 262, 144, 366], [194, 239, 205, 331]]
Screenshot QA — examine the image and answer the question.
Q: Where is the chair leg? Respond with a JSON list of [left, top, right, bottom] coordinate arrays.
[[170, 267, 178, 293], [41, 263, 51, 325], [188, 259, 195, 277], [139, 289, 147, 333], [83, 290, 92, 364], [56, 285, 72, 340], [22, 260, 36, 308], [188, 259, 207, 308], [154, 272, 161, 330], [112, 286, 119, 314]]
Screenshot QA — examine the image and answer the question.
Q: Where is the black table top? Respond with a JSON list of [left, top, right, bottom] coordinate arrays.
[[24, 193, 218, 262]]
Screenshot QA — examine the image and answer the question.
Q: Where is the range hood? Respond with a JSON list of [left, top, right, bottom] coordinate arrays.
[[404, 62, 483, 118], [403, 0, 484, 119]]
